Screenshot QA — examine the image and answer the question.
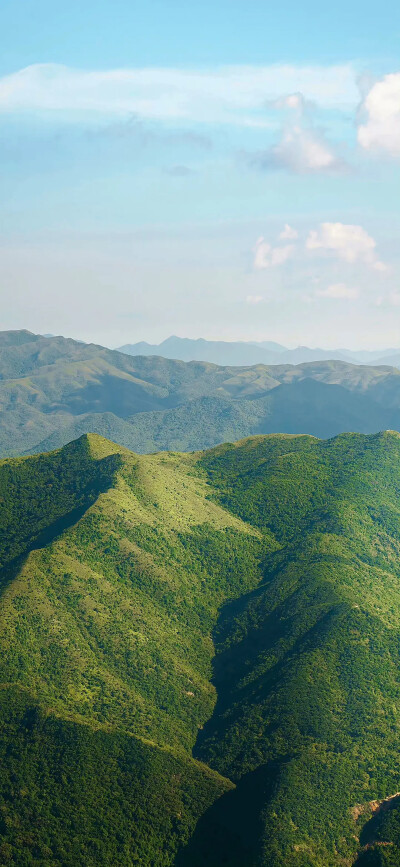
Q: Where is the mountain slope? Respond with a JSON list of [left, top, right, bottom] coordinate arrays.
[[3, 331, 400, 457], [186, 432, 400, 866], [0, 433, 264, 865], [2, 433, 400, 863]]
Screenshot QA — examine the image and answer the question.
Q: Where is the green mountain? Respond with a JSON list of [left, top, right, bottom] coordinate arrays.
[[2, 330, 400, 458], [2, 431, 400, 864]]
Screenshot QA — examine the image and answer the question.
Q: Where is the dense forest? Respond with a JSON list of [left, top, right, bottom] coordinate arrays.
[[2, 431, 400, 863]]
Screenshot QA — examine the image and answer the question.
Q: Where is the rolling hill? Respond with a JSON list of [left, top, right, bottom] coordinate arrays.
[[2, 432, 400, 864], [2, 330, 400, 457]]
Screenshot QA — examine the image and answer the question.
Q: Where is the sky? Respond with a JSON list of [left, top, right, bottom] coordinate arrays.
[[0, 0, 399, 349]]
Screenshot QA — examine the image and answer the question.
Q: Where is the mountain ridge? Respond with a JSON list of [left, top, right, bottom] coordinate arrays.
[[2, 330, 400, 459], [117, 334, 399, 367], [2, 431, 400, 863]]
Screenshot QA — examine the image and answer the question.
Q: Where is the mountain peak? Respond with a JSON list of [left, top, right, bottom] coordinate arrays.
[[3, 431, 400, 862], [78, 432, 128, 459]]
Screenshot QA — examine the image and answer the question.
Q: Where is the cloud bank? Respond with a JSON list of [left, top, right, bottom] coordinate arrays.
[[0, 62, 358, 124], [253, 222, 389, 286]]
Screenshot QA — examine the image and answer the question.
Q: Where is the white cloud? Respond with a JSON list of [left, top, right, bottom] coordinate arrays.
[[254, 237, 296, 269], [274, 93, 304, 110], [306, 222, 387, 271], [279, 224, 298, 240], [315, 282, 359, 299], [269, 126, 340, 173], [246, 294, 264, 304], [252, 91, 345, 174], [0, 63, 358, 124], [358, 73, 400, 157]]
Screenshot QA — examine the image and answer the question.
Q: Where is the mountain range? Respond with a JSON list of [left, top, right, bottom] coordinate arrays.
[[1, 431, 400, 865], [3, 330, 400, 458], [117, 335, 400, 368]]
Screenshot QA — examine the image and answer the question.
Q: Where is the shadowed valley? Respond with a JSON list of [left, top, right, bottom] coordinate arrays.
[[2, 432, 400, 863]]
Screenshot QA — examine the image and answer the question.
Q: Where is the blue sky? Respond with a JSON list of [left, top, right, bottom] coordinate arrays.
[[1, 0, 398, 70], [0, 0, 399, 347]]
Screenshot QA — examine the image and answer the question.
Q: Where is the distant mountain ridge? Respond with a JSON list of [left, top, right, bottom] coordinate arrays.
[[2, 329, 400, 458], [117, 335, 398, 367]]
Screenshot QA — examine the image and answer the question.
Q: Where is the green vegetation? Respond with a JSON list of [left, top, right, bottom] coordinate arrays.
[[192, 432, 400, 865], [0, 436, 120, 570], [2, 430, 400, 864], [0, 687, 231, 867], [0, 433, 264, 864], [1, 329, 400, 458], [354, 798, 400, 865]]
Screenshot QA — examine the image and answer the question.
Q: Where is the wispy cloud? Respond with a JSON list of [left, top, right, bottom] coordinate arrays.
[[88, 115, 212, 148], [279, 224, 298, 240], [0, 62, 359, 125], [251, 221, 392, 303], [306, 222, 388, 271], [246, 294, 264, 304], [315, 282, 359, 299], [254, 237, 296, 269], [249, 92, 346, 174]]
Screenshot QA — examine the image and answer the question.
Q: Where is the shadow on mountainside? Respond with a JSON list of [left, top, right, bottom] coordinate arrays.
[[353, 795, 400, 866], [174, 761, 284, 867], [174, 562, 299, 866], [175, 543, 352, 866], [0, 452, 121, 598], [0, 503, 96, 597], [193, 563, 341, 754]]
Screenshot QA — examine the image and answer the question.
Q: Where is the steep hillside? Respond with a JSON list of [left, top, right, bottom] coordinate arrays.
[[187, 432, 400, 866], [2, 331, 400, 457], [2, 432, 400, 864], [0, 433, 264, 866]]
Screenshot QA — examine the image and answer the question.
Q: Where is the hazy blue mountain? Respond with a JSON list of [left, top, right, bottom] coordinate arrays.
[[118, 336, 287, 365], [1, 330, 400, 458], [374, 352, 400, 368], [118, 335, 399, 367], [347, 348, 399, 363], [248, 339, 287, 351]]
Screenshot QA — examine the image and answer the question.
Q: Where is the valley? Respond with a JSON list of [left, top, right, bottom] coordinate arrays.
[[2, 431, 400, 864], [2, 330, 400, 458]]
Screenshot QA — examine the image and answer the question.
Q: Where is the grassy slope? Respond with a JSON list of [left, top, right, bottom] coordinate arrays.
[[2, 432, 400, 864], [0, 433, 265, 866]]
